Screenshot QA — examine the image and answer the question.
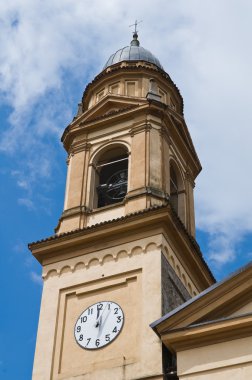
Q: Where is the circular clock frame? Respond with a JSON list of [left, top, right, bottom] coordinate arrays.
[[74, 301, 124, 350]]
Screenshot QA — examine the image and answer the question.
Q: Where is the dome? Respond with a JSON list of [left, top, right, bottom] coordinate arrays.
[[103, 32, 163, 70]]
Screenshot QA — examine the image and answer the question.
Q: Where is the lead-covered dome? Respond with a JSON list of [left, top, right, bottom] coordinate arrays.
[[103, 32, 163, 70]]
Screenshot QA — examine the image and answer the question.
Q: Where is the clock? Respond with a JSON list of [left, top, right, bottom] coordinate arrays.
[[74, 301, 124, 350]]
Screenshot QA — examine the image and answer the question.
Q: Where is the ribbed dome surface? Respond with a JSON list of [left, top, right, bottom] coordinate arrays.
[[103, 33, 163, 70]]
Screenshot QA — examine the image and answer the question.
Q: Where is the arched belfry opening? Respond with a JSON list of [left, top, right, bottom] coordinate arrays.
[[95, 146, 129, 208], [170, 161, 186, 224], [170, 165, 179, 214]]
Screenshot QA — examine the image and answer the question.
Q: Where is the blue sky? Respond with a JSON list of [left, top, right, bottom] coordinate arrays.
[[1, 1, 252, 378]]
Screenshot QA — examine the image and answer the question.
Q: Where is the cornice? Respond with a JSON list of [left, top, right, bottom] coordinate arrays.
[[61, 101, 167, 152], [165, 113, 202, 176], [61, 102, 148, 151], [170, 114, 201, 165], [41, 237, 199, 299], [28, 203, 214, 286], [81, 63, 184, 115], [29, 205, 161, 244], [80, 104, 138, 125], [42, 239, 161, 280], [161, 313, 252, 352], [62, 105, 127, 146]]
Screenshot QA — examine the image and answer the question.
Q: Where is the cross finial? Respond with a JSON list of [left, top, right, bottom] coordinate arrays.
[[129, 20, 142, 46], [129, 20, 143, 35]]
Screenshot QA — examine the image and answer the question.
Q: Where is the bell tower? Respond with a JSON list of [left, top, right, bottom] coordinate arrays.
[[29, 32, 214, 380]]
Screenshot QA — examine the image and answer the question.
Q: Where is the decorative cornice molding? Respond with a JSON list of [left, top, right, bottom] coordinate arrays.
[[41, 237, 197, 298], [169, 114, 201, 170], [81, 62, 184, 116], [80, 105, 138, 126], [29, 204, 215, 285], [161, 313, 252, 352], [43, 241, 161, 280]]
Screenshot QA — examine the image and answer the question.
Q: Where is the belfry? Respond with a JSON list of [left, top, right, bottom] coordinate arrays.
[[29, 31, 214, 379]]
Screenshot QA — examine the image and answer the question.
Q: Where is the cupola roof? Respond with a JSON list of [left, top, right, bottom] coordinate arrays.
[[103, 32, 163, 70]]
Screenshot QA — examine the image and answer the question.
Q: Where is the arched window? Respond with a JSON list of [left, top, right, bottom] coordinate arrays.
[[95, 146, 128, 208], [170, 166, 179, 214]]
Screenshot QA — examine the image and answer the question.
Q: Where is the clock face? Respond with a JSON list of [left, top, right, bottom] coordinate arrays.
[[74, 301, 124, 350]]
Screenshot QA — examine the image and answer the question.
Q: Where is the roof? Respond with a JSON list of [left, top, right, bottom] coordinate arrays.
[[28, 203, 215, 284], [150, 259, 252, 333], [103, 32, 163, 70], [28, 205, 164, 247]]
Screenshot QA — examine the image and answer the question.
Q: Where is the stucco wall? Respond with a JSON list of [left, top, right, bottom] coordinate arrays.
[[177, 336, 252, 379], [33, 235, 164, 380]]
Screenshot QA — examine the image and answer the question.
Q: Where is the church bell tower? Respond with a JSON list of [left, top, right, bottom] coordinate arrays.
[[29, 31, 214, 380]]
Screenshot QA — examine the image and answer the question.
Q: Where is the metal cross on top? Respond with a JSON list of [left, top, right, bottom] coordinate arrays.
[[129, 20, 143, 34]]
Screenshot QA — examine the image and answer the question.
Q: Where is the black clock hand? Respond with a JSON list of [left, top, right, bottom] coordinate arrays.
[[97, 307, 111, 337], [97, 306, 100, 319], [101, 307, 111, 328], [95, 304, 102, 327], [97, 309, 111, 338], [96, 302, 110, 330]]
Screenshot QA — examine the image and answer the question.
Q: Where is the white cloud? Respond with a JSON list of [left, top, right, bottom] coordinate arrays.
[[18, 197, 35, 210], [17, 179, 29, 189], [170, 1, 252, 269], [1, 0, 252, 269], [207, 230, 238, 267], [30, 270, 42, 286]]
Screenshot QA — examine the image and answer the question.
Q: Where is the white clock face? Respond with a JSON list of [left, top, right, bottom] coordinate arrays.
[[74, 301, 124, 350]]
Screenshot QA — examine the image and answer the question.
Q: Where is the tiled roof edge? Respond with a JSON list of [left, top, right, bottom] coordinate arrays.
[[28, 203, 214, 282], [28, 204, 166, 248]]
